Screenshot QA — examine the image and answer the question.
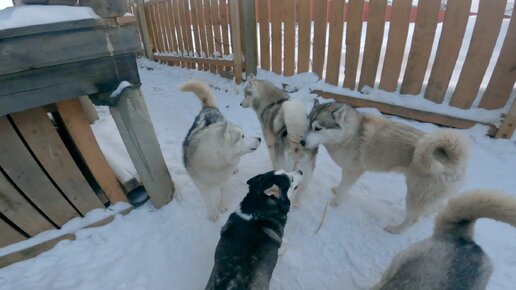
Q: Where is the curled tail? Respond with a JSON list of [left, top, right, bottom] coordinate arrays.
[[413, 130, 469, 174], [434, 190, 516, 241], [180, 79, 217, 108], [273, 100, 308, 143]]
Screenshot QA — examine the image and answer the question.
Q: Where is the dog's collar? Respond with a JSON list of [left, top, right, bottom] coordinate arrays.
[[235, 207, 253, 221], [260, 99, 288, 121]]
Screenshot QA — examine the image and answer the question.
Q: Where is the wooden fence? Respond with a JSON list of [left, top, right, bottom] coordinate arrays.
[[134, 0, 516, 138]]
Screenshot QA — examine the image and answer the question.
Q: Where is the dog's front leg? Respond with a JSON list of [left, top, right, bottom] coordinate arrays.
[[218, 186, 230, 213], [331, 169, 363, 206]]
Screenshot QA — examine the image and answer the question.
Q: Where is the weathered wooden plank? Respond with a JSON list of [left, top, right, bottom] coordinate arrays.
[[325, 0, 345, 85], [241, 0, 257, 76], [400, 0, 441, 95], [193, 0, 208, 70], [229, 0, 243, 83], [164, 0, 179, 55], [183, 0, 196, 68], [136, 0, 155, 59], [211, 0, 223, 58], [156, 1, 171, 52], [10, 108, 104, 216], [358, 0, 387, 91], [109, 86, 175, 208], [425, 0, 472, 103], [343, 0, 364, 89], [0, 218, 26, 248], [312, 0, 328, 78], [0, 55, 140, 116], [150, 4, 166, 53], [0, 117, 79, 226], [449, 0, 507, 109], [190, 0, 203, 68], [154, 54, 237, 66], [258, 0, 270, 70], [270, 0, 283, 74], [297, 0, 311, 73], [0, 23, 140, 76], [495, 98, 516, 139], [204, 0, 216, 71], [479, 7, 516, 110], [0, 171, 55, 236], [283, 0, 296, 76], [56, 99, 127, 204], [145, 1, 159, 53], [219, 0, 231, 56], [314, 90, 497, 135], [378, 0, 413, 92], [171, 0, 186, 67]]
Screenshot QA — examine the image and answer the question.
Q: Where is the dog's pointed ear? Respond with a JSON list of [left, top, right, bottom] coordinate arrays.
[[331, 104, 348, 121], [264, 184, 281, 198], [247, 173, 264, 187]]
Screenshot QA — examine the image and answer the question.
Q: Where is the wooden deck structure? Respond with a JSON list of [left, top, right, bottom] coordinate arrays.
[[0, 0, 175, 267]]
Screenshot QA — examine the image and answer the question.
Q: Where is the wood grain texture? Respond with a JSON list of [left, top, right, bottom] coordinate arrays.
[[241, 0, 257, 76], [379, 0, 411, 92], [229, 0, 243, 83], [325, 0, 345, 85], [219, 0, 231, 56], [0, 171, 55, 236], [343, 0, 364, 89], [425, 0, 472, 103], [297, 0, 311, 73], [400, 0, 441, 95], [271, 0, 283, 74], [312, 0, 328, 78], [0, 218, 26, 248], [10, 108, 104, 216], [0, 116, 78, 227], [449, 0, 507, 109], [164, 0, 179, 56], [258, 0, 270, 70], [204, 0, 216, 68], [495, 98, 516, 139], [479, 7, 516, 110], [194, 0, 208, 69], [358, 0, 387, 91], [171, 0, 186, 67], [283, 0, 296, 76], [56, 99, 127, 204]]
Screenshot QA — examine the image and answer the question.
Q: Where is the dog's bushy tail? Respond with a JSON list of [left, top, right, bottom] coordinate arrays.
[[412, 130, 469, 174], [180, 79, 217, 108], [434, 190, 516, 241], [273, 100, 308, 143]]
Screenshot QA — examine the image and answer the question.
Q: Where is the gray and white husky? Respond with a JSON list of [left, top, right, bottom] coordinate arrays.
[[372, 190, 516, 290], [301, 100, 469, 233], [240, 78, 317, 207], [182, 80, 261, 222]]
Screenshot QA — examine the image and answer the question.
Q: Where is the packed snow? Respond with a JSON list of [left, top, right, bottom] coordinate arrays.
[[0, 59, 515, 290], [0, 5, 99, 30]]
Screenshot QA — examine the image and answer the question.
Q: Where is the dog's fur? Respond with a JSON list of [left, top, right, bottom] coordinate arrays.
[[241, 78, 317, 206], [205, 170, 303, 290], [372, 190, 516, 290], [182, 80, 261, 222], [302, 101, 469, 233]]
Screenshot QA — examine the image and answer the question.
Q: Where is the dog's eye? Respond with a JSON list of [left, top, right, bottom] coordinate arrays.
[[314, 127, 322, 131], [242, 134, 245, 139]]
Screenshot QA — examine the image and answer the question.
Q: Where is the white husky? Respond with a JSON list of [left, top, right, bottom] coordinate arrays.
[[181, 80, 261, 222]]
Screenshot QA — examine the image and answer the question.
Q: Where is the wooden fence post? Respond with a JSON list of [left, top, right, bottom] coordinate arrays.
[[241, 0, 257, 77], [229, 0, 244, 83], [496, 98, 516, 139], [136, 0, 154, 60]]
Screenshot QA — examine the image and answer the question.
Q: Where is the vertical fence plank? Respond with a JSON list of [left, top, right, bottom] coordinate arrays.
[[283, 0, 296, 76], [204, 0, 216, 72], [164, 0, 179, 57], [258, 0, 270, 70], [219, 0, 231, 57], [325, 0, 345, 85], [297, 0, 311, 73], [271, 0, 283, 74], [378, 0, 412, 92], [0, 171, 55, 236], [449, 0, 507, 109], [425, 0, 472, 103], [0, 219, 25, 248], [194, 0, 208, 69], [171, 0, 186, 67], [211, 0, 223, 60], [136, 0, 154, 59], [400, 0, 441, 95], [229, 0, 243, 83], [181, 0, 195, 68], [495, 98, 516, 138], [145, 3, 159, 53], [151, 3, 166, 53], [343, 0, 364, 89], [190, 0, 203, 66], [242, 0, 257, 76], [358, 0, 387, 91], [0, 116, 79, 227], [479, 7, 516, 110], [312, 0, 328, 78], [157, 1, 171, 53]]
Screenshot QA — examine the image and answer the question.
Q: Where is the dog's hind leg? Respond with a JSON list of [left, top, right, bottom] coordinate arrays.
[[331, 169, 363, 206], [384, 187, 425, 234], [218, 186, 230, 213]]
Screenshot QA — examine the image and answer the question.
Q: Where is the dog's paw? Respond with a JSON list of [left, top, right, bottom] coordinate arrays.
[[383, 225, 402, 234]]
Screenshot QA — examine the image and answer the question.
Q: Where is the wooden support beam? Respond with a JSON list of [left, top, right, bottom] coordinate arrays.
[[229, 0, 243, 83], [496, 99, 516, 139], [153, 55, 238, 67], [108, 85, 175, 208], [241, 0, 257, 76]]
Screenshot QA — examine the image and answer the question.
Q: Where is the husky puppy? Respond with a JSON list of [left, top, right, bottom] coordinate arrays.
[[205, 170, 303, 290], [372, 190, 516, 290], [301, 100, 469, 233], [181, 80, 261, 222], [241, 78, 317, 206]]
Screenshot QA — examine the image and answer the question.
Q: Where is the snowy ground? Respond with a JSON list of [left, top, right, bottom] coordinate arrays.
[[0, 60, 515, 290]]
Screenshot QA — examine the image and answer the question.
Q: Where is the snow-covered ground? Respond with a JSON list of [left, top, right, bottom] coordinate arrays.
[[0, 59, 515, 289]]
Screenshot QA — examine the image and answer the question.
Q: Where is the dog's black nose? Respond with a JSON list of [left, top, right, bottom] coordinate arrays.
[[297, 170, 303, 175], [240, 102, 243, 107], [300, 140, 306, 147], [257, 137, 262, 142]]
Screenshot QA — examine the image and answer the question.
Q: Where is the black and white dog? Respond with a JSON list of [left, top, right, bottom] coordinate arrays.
[[205, 170, 303, 290]]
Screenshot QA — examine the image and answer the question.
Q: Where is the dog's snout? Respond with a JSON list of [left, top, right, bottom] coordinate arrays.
[[257, 137, 262, 142], [300, 140, 306, 147], [297, 170, 303, 176]]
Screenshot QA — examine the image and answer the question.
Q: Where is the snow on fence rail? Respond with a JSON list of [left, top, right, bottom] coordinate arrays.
[[135, 0, 516, 138]]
